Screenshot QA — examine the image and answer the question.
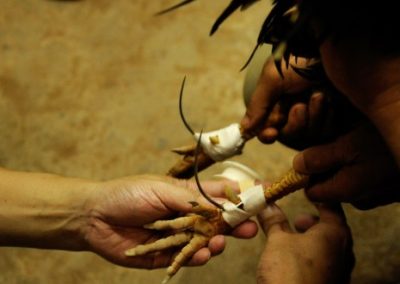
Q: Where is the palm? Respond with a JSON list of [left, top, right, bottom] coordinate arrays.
[[84, 177, 195, 268]]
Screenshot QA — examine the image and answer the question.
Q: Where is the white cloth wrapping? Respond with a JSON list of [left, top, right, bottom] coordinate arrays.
[[222, 184, 266, 227], [194, 123, 245, 161], [214, 161, 263, 184]]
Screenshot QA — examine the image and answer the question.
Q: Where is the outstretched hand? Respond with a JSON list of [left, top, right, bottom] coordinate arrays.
[[82, 175, 258, 268]]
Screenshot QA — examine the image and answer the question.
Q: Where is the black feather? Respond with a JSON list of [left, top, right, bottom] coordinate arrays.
[[210, 0, 259, 35], [155, 0, 196, 16]]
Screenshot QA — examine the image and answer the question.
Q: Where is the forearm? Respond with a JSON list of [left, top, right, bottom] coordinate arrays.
[[0, 168, 96, 250]]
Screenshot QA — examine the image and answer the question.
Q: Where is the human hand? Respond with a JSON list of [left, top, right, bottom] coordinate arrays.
[[293, 123, 400, 209], [82, 175, 258, 268], [257, 203, 354, 284], [241, 55, 313, 143], [241, 55, 361, 150]]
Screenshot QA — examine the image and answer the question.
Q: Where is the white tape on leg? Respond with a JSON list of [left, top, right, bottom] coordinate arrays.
[[222, 202, 252, 227], [194, 123, 245, 161], [239, 185, 266, 215], [222, 184, 266, 227]]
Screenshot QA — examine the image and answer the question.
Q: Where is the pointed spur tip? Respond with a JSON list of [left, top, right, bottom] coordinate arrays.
[[124, 249, 137, 257], [161, 275, 171, 284]]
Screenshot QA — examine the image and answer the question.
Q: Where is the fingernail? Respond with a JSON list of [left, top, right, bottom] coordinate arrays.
[[311, 92, 323, 102]]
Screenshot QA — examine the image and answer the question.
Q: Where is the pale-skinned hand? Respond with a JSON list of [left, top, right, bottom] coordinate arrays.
[[82, 175, 258, 268]]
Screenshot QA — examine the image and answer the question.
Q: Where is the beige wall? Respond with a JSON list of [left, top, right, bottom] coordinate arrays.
[[0, 1, 398, 283]]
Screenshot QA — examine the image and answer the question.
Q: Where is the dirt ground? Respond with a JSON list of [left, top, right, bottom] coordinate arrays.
[[0, 1, 399, 283]]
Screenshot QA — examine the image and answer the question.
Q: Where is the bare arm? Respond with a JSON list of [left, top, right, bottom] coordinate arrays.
[[319, 37, 400, 167], [0, 168, 95, 250], [0, 168, 257, 268]]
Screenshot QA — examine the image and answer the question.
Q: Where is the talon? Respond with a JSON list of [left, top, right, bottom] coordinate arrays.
[[188, 201, 199, 207], [171, 144, 196, 155]]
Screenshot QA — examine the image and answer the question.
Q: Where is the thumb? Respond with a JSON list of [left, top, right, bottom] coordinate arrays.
[[241, 67, 282, 137], [316, 202, 347, 227], [257, 204, 291, 236]]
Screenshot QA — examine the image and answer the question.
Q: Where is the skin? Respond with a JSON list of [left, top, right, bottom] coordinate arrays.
[[0, 168, 257, 269], [240, 17, 400, 283], [240, 48, 400, 209], [241, 55, 315, 144], [294, 36, 400, 207], [293, 123, 400, 209], [256, 203, 354, 284], [318, 36, 400, 165]]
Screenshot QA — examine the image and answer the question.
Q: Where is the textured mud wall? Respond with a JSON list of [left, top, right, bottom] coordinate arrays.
[[0, 1, 399, 283]]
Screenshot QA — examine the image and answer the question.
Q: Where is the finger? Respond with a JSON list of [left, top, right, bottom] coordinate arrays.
[[257, 103, 287, 143], [257, 204, 291, 236], [293, 213, 319, 232], [307, 91, 326, 134], [186, 247, 211, 266], [264, 103, 287, 129], [305, 165, 364, 203], [208, 235, 225, 256], [292, 140, 347, 174], [279, 103, 308, 139], [315, 203, 347, 226], [231, 220, 258, 239], [258, 127, 279, 144], [186, 235, 226, 266], [241, 58, 284, 136]]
